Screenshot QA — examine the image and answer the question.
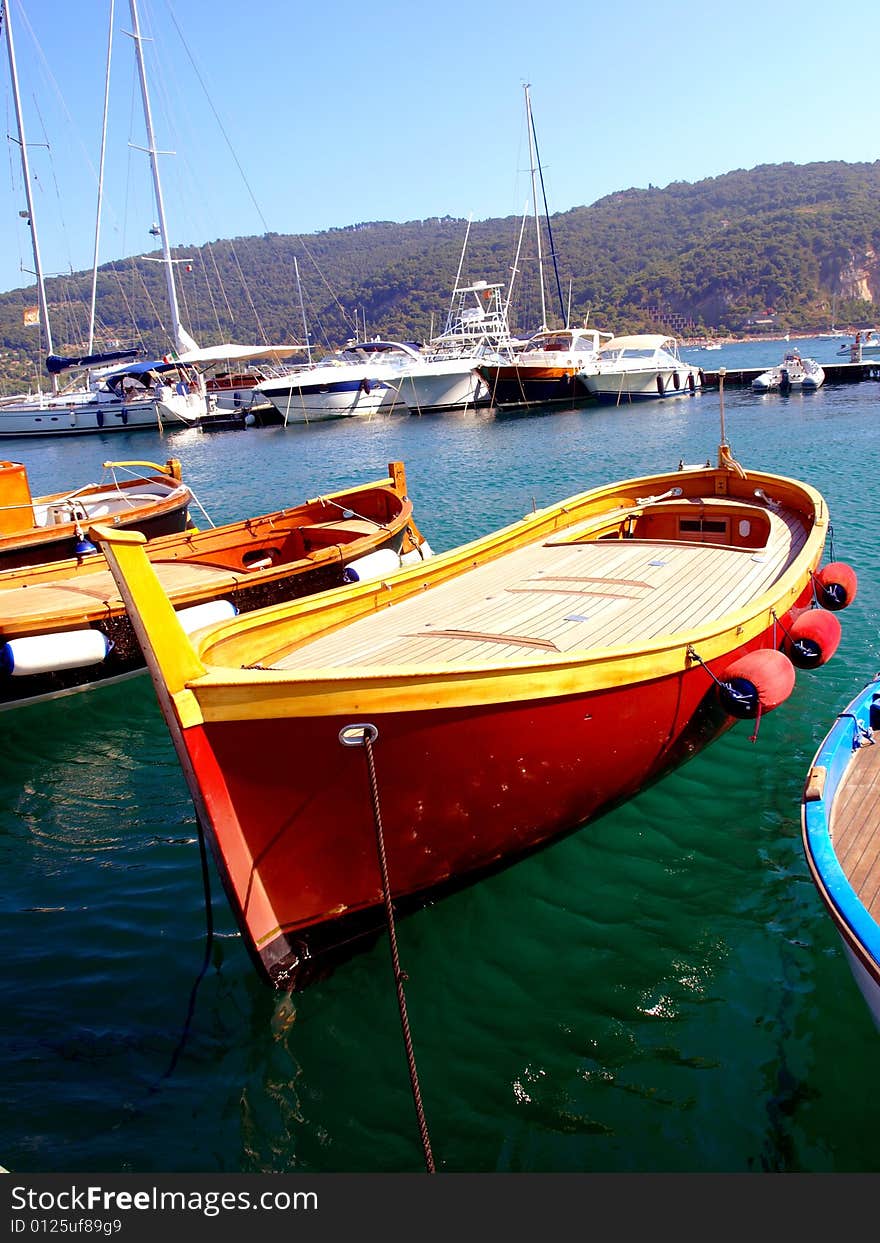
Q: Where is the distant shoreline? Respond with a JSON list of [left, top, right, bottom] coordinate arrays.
[[681, 331, 855, 347]]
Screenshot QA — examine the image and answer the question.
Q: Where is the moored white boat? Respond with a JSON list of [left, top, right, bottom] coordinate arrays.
[[837, 329, 880, 358], [253, 343, 408, 422], [802, 671, 880, 1031], [580, 334, 702, 402], [752, 351, 825, 392], [353, 341, 487, 414]]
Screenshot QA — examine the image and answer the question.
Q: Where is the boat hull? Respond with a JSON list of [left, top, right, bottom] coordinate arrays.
[[189, 618, 808, 988], [398, 364, 486, 413], [0, 396, 168, 437], [260, 379, 397, 422], [479, 365, 584, 407], [584, 369, 701, 402], [802, 675, 880, 1030]]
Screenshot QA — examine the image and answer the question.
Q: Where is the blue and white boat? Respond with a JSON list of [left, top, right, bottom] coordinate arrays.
[[802, 671, 880, 1031], [253, 344, 407, 423], [837, 328, 880, 358]]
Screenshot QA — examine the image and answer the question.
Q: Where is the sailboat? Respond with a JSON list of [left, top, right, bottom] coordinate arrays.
[[478, 85, 612, 408], [818, 295, 847, 339], [0, 1, 201, 435], [0, 0, 278, 436]]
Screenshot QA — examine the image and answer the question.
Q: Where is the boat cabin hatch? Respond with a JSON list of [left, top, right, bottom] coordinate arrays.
[[617, 500, 772, 548], [549, 498, 774, 551]]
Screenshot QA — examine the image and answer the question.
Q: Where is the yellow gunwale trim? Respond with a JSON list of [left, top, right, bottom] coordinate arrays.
[[95, 459, 829, 725], [184, 547, 821, 723]]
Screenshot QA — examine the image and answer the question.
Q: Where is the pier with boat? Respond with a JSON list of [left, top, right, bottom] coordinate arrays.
[[701, 357, 880, 387]]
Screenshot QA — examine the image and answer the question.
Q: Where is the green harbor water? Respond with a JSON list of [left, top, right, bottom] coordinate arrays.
[[1, 337, 879, 1173]]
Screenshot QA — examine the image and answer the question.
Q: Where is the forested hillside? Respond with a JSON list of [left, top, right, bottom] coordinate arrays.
[[2, 159, 879, 386]]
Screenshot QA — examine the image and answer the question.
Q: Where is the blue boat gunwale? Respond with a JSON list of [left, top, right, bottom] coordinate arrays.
[[802, 673, 880, 969]]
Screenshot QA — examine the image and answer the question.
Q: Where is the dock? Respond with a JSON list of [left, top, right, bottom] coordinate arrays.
[[701, 361, 880, 387]]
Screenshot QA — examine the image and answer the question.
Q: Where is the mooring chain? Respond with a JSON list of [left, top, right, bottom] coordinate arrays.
[[341, 723, 435, 1173]]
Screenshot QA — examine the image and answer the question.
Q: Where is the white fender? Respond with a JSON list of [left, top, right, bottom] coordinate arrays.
[[342, 547, 402, 583], [400, 540, 434, 565], [175, 599, 239, 634], [1, 629, 112, 676]]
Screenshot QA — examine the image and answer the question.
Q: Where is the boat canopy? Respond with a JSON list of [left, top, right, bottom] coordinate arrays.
[[94, 357, 177, 380], [46, 348, 140, 374], [599, 334, 675, 352], [346, 340, 423, 358], [93, 343, 305, 382], [174, 343, 304, 366]]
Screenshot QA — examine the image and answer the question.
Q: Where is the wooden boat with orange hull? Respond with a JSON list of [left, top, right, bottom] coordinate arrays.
[[94, 442, 857, 990], [802, 673, 880, 1030], [0, 457, 192, 571], [0, 462, 428, 709]]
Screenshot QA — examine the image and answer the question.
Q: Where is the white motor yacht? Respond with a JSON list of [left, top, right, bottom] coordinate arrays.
[[580, 334, 702, 402]]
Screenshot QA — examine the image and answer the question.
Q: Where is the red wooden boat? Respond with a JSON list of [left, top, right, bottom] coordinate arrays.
[[94, 441, 857, 989], [0, 461, 427, 709]]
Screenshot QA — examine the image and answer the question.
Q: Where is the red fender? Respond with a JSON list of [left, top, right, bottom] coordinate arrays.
[[783, 609, 841, 669], [718, 649, 796, 719], [815, 561, 858, 611]]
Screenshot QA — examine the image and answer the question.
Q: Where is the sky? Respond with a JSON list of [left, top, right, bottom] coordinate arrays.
[[0, 0, 877, 300]]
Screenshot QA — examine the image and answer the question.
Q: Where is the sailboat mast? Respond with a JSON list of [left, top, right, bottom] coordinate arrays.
[[504, 201, 529, 326], [88, 0, 114, 355], [294, 256, 311, 363], [3, 0, 55, 376], [126, 0, 196, 353], [524, 83, 547, 332], [445, 214, 472, 332], [529, 100, 567, 327]]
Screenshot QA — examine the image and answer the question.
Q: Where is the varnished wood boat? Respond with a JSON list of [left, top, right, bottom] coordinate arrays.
[[0, 457, 192, 571], [0, 461, 428, 708], [802, 674, 880, 1030], [94, 442, 857, 990]]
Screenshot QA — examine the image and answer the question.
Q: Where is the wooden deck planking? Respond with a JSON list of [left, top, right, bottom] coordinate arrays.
[[557, 544, 734, 650], [833, 738, 880, 921], [452, 508, 807, 658], [565, 509, 806, 648], [0, 558, 243, 623], [270, 506, 807, 672]]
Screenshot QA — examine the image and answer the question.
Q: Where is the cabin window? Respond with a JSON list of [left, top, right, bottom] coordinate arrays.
[[738, 520, 751, 538], [679, 519, 727, 534]]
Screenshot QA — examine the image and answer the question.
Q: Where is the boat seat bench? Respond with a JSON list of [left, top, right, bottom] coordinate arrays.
[[298, 519, 386, 550]]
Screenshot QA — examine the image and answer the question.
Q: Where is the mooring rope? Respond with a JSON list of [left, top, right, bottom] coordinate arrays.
[[159, 811, 215, 1083], [353, 726, 435, 1173], [311, 495, 391, 530]]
